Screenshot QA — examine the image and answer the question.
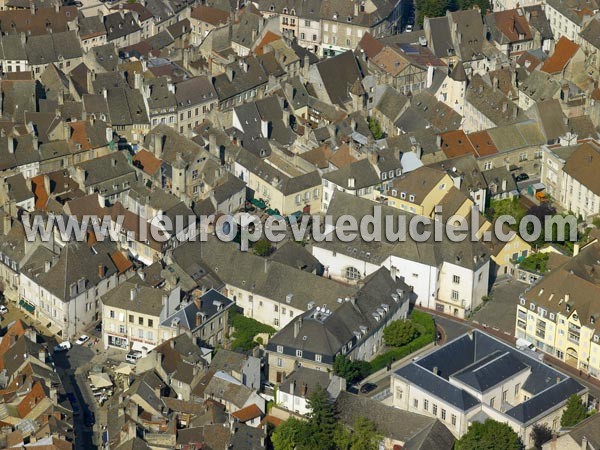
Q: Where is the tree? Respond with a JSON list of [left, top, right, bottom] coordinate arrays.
[[383, 320, 420, 347], [253, 238, 273, 256], [333, 354, 371, 384], [530, 424, 553, 450], [304, 385, 338, 450], [350, 417, 381, 450], [271, 418, 309, 450], [561, 395, 588, 427], [455, 419, 523, 450]]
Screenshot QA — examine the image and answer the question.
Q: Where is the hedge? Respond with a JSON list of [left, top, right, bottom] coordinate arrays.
[[368, 310, 435, 374]]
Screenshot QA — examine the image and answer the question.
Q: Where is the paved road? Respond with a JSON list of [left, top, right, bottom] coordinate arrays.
[[50, 342, 97, 450]]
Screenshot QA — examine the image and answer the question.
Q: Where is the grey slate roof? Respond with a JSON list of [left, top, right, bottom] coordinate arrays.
[[25, 30, 82, 65], [395, 330, 585, 422], [315, 50, 362, 106], [335, 392, 454, 448], [161, 288, 233, 331]]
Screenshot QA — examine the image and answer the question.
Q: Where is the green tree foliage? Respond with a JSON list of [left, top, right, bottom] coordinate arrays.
[[304, 385, 339, 450], [561, 395, 588, 427], [416, 0, 490, 25], [349, 417, 381, 450], [253, 238, 273, 256], [530, 424, 553, 450], [271, 418, 309, 450], [333, 354, 371, 384], [383, 319, 420, 347], [455, 419, 523, 450], [229, 310, 276, 351], [367, 117, 383, 139]]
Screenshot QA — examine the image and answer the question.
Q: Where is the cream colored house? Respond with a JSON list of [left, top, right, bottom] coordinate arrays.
[[515, 240, 600, 379], [233, 148, 322, 215]]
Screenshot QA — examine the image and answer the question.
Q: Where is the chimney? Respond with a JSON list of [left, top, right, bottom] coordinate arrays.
[[130, 286, 137, 301], [38, 348, 46, 363], [264, 258, 269, 273], [433, 366, 439, 375], [501, 178, 507, 192], [196, 312, 203, 327], [293, 318, 302, 339], [111, 158, 117, 167], [8, 137, 14, 154], [3, 214, 11, 236], [390, 265, 397, 280], [98, 264, 105, 279], [102, 88, 107, 99], [573, 243, 580, 256], [193, 291, 202, 310], [44, 260, 51, 272], [170, 339, 175, 349], [348, 177, 356, 189], [208, 133, 217, 157], [226, 66, 234, 82], [301, 382, 308, 397]]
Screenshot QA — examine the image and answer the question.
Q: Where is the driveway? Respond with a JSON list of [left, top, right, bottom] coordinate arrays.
[[470, 277, 527, 336]]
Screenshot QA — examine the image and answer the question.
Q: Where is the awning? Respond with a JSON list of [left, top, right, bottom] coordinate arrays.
[[88, 373, 113, 389], [114, 363, 134, 375], [251, 198, 267, 209], [19, 299, 35, 313]]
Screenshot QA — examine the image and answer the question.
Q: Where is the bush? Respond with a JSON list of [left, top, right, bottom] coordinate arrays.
[[229, 310, 276, 351], [383, 320, 420, 347], [253, 238, 273, 256], [561, 395, 588, 427], [333, 355, 371, 384]]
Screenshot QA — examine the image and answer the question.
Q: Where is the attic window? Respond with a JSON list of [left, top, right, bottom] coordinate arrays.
[[269, 4, 274, 10]]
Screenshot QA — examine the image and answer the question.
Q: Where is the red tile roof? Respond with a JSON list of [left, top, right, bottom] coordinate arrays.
[[467, 130, 498, 156], [110, 251, 133, 274], [358, 32, 384, 59], [440, 130, 477, 158], [17, 381, 46, 418], [254, 31, 282, 56], [191, 5, 230, 26], [133, 149, 162, 176], [232, 403, 262, 422], [541, 36, 580, 74]]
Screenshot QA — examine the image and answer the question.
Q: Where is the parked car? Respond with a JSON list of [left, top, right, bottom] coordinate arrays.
[[95, 322, 102, 332], [405, 24, 413, 32], [125, 351, 142, 363], [75, 335, 90, 345], [0, 305, 7, 314], [515, 173, 529, 182], [84, 411, 95, 427], [67, 393, 80, 415], [360, 383, 377, 394], [53, 341, 72, 352]]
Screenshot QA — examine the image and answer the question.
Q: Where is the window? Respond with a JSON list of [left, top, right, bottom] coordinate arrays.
[[129, 315, 134, 323], [432, 404, 438, 415], [451, 414, 456, 426], [396, 388, 403, 399], [139, 317, 143, 325], [110, 310, 115, 319], [502, 390, 508, 402], [315, 354, 322, 362], [451, 290, 459, 301], [490, 397, 495, 408], [274, 305, 279, 312], [413, 399, 418, 408], [296, 350, 303, 357], [305, 20, 311, 26], [277, 357, 282, 367], [441, 409, 446, 420], [277, 345, 283, 353], [452, 275, 460, 284], [424, 399, 429, 411], [119, 325, 125, 334], [148, 319, 153, 327], [346, 266, 361, 280]]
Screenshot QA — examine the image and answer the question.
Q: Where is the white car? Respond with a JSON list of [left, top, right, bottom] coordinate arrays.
[[126, 351, 143, 363], [405, 24, 413, 32], [75, 335, 90, 345], [0, 305, 7, 314]]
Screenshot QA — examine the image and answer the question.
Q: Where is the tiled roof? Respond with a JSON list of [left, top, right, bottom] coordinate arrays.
[[541, 36, 580, 74]]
